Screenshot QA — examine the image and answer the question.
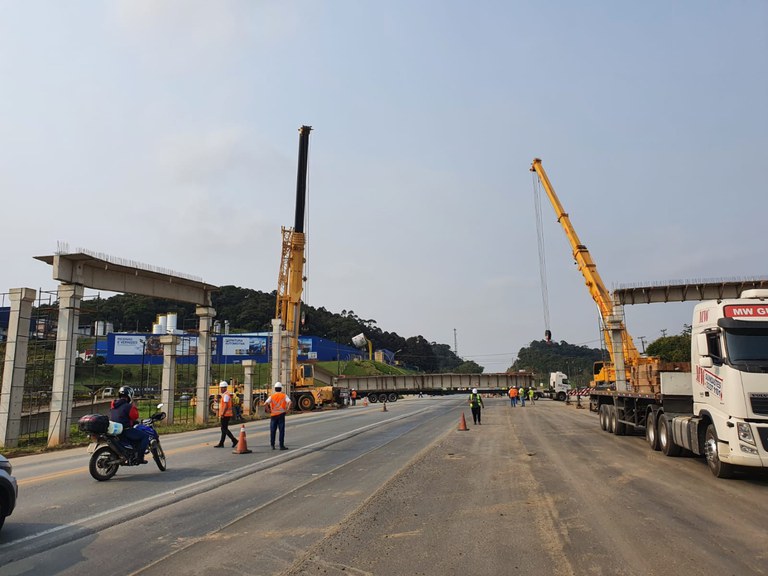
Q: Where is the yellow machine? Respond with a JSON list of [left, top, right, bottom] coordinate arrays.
[[269, 126, 338, 411], [530, 158, 661, 389]]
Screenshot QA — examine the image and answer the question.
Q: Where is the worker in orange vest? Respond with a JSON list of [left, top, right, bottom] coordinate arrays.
[[264, 382, 292, 450], [351, 389, 357, 406], [214, 380, 238, 448], [508, 386, 518, 407]]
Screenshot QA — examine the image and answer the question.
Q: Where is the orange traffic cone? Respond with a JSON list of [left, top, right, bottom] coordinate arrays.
[[458, 412, 469, 431], [382, 401, 388, 412], [233, 425, 252, 454], [363, 398, 368, 407]]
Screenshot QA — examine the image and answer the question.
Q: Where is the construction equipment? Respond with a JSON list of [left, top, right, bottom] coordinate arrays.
[[269, 126, 340, 411], [530, 158, 659, 389]]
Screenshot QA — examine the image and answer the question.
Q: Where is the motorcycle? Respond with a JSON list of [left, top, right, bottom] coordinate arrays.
[[80, 404, 167, 481]]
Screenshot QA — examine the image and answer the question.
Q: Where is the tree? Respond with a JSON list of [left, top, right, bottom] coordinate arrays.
[[454, 360, 484, 374], [646, 334, 691, 362]]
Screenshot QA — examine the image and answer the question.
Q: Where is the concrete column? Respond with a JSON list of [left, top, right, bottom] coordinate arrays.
[[160, 335, 179, 424], [608, 306, 629, 392], [48, 283, 83, 447], [0, 288, 37, 448], [241, 360, 256, 416], [195, 306, 215, 425]]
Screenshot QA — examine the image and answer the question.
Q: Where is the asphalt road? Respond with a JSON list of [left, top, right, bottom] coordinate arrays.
[[2, 396, 767, 576]]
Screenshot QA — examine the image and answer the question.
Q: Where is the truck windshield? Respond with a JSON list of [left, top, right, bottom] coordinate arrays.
[[724, 328, 768, 364]]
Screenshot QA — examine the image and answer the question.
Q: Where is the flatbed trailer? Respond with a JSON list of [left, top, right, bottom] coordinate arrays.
[[334, 372, 534, 403]]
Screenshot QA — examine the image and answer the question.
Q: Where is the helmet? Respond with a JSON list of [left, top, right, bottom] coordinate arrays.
[[219, 380, 228, 389], [472, 388, 478, 394], [118, 386, 134, 400], [274, 382, 283, 390]]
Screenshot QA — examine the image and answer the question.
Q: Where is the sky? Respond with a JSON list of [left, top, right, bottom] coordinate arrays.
[[1, 1, 767, 373]]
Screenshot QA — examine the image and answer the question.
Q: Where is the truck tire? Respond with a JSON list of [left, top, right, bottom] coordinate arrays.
[[387, 392, 398, 403], [378, 393, 388, 403], [705, 424, 735, 479], [297, 394, 315, 411], [612, 407, 627, 436], [606, 405, 615, 434], [556, 391, 567, 402], [658, 414, 682, 457], [367, 394, 378, 403], [646, 411, 660, 451], [599, 405, 608, 431]]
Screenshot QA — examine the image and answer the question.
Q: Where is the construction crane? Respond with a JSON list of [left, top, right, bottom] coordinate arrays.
[[530, 158, 650, 388], [270, 126, 339, 410]]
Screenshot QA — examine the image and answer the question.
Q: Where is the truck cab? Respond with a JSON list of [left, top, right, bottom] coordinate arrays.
[[549, 371, 570, 401], [687, 289, 768, 476]]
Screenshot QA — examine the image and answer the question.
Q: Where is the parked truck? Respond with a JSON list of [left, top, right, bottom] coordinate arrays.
[[535, 372, 570, 401], [592, 287, 768, 478]]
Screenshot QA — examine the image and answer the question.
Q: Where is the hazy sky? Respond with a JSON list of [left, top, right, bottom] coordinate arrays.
[[1, 1, 766, 372]]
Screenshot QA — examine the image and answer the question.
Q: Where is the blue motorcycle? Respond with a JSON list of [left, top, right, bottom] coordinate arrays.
[[81, 405, 167, 481]]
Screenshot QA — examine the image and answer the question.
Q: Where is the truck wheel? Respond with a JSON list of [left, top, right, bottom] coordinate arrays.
[[612, 407, 627, 436], [646, 411, 660, 451], [599, 405, 608, 431], [297, 394, 316, 411], [606, 406, 616, 434], [556, 391, 567, 402], [658, 414, 682, 457], [705, 424, 735, 478], [387, 393, 398, 403], [378, 393, 388, 403], [367, 394, 378, 403]]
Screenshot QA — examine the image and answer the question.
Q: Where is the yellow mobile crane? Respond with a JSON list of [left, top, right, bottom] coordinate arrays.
[[270, 126, 341, 411], [530, 158, 660, 389]]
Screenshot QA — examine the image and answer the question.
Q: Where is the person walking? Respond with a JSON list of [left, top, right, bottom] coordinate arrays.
[[528, 387, 536, 405], [508, 386, 518, 407], [520, 387, 527, 407], [214, 381, 238, 448], [468, 388, 484, 425], [265, 381, 292, 450]]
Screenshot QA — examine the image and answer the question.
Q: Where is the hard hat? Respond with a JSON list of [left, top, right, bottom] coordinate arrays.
[[274, 382, 283, 390], [219, 381, 228, 388], [472, 388, 478, 394]]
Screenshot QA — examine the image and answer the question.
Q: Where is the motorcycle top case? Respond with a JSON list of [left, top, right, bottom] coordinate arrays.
[[78, 414, 110, 434]]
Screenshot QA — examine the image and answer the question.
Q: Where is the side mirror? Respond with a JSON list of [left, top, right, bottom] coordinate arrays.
[[699, 356, 713, 368], [696, 333, 709, 358]]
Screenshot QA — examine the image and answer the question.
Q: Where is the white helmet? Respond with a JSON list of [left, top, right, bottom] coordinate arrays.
[[274, 382, 283, 390], [472, 388, 478, 394], [219, 380, 228, 389]]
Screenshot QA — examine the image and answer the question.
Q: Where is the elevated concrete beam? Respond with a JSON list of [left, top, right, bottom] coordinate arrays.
[[614, 278, 768, 305]]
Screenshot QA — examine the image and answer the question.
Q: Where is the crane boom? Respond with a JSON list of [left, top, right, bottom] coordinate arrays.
[[530, 158, 641, 384]]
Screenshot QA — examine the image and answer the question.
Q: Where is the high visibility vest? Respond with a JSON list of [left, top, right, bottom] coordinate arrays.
[[351, 390, 357, 399], [508, 388, 518, 398], [469, 394, 482, 407], [268, 392, 289, 417], [219, 392, 233, 417]]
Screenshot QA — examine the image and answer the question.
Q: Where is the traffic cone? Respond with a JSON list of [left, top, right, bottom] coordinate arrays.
[[363, 398, 368, 407], [233, 425, 252, 454], [382, 401, 388, 412], [458, 412, 469, 431]]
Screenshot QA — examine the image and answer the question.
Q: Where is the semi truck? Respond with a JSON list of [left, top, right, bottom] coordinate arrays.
[[592, 287, 768, 478], [535, 372, 570, 401], [335, 372, 534, 403]]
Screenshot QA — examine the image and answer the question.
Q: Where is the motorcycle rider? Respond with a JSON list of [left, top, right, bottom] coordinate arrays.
[[109, 386, 150, 464]]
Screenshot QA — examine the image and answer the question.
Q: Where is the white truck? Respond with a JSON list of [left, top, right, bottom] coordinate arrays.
[[592, 287, 768, 478], [534, 372, 571, 401]]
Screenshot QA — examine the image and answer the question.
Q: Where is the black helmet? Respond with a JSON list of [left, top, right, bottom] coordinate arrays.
[[118, 386, 134, 401]]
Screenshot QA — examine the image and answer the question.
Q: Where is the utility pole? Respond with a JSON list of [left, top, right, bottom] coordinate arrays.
[[638, 336, 647, 354]]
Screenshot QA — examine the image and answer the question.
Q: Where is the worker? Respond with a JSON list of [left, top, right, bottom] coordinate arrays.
[[351, 388, 357, 406], [214, 381, 238, 448], [520, 386, 527, 407], [265, 381, 292, 450], [508, 386, 518, 407], [232, 388, 243, 421], [528, 387, 536, 405], [468, 388, 484, 425]]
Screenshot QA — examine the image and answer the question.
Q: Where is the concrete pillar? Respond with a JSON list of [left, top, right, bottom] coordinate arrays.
[[195, 306, 215, 425], [241, 360, 256, 416], [160, 335, 179, 425], [48, 283, 83, 447], [0, 288, 37, 448], [608, 305, 629, 392]]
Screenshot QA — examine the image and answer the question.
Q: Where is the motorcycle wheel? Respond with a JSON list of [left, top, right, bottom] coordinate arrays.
[[150, 439, 167, 471], [89, 446, 120, 481]]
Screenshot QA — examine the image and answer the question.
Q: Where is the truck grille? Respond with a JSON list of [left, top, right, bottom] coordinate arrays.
[[758, 428, 768, 452], [750, 394, 768, 416]]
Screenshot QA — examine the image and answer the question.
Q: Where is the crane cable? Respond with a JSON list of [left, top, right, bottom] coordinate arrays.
[[532, 171, 551, 342]]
